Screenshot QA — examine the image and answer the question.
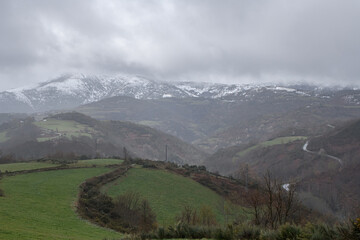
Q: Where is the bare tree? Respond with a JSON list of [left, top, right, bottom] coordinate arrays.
[[264, 171, 276, 228], [177, 205, 217, 227], [113, 191, 157, 232], [199, 205, 217, 227], [139, 199, 157, 232], [177, 205, 199, 225], [245, 190, 265, 225], [246, 171, 300, 229], [264, 171, 300, 228], [123, 147, 128, 161], [217, 197, 236, 225]]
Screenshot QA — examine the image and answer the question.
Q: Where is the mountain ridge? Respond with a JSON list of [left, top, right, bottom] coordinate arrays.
[[2, 73, 359, 113], [0, 112, 207, 164]]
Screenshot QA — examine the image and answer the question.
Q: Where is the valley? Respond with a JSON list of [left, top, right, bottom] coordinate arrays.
[[0, 76, 359, 239], [2, 1, 360, 239]]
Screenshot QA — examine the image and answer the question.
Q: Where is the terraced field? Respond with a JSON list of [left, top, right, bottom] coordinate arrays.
[[70, 158, 124, 167], [0, 130, 9, 143], [0, 161, 59, 172], [0, 160, 244, 238], [236, 136, 307, 158], [0, 168, 122, 240], [103, 167, 229, 226], [33, 118, 96, 141]]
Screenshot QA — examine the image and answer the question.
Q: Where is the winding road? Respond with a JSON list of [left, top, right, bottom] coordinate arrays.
[[302, 140, 343, 165], [283, 140, 343, 192]]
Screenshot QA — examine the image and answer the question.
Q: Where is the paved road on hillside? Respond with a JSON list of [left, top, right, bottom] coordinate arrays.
[[302, 141, 343, 165]]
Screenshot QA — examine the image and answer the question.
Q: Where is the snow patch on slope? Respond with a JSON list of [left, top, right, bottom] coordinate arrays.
[[1, 73, 356, 113], [39, 77, 85, 94], [6, 89, 34, 108]]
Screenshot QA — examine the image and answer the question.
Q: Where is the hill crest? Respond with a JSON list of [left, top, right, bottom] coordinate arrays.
[[0, 112, 206, 164]]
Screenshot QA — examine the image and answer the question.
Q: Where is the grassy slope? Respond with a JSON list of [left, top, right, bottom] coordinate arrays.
[[0, 168, 122, 240], [33, 118, 95, 141], [0, 162, 59, 172], [0, 130, 9, 143], [70, 159, 124, 167], [0, 159, 123, 172], [235, 136, 307, 158], [103, 167, 226, 226]]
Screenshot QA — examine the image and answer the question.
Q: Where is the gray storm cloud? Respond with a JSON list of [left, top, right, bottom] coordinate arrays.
[[0, 0, 359, 90]]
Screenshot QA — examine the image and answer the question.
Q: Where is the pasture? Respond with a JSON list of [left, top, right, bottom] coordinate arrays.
[[0, 161, 59, 172], [33, 118, 95, 141], [236, 136, 307, 157], [0, 130, 9, 143], [103, 167, 231, 226], [0, 168, 122, 240], [71, 158, 124, 167]]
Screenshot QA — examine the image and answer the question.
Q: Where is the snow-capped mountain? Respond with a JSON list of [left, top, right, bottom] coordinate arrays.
[[0, 74, 189, 112], [0, 73, 359, 113]]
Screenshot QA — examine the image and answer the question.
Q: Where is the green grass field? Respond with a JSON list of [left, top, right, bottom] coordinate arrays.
[[236, 136, 307, 158], [34, 119, 88, 132], [36, 136, 59, 142], [33, 118, 96, 141], [0, 131, 9, 143], [0, 159, 123, 172], [0, 162, 59, 172], [70, 159, 124, 167], [0, 168, 122, 240], [103, 167, 231, 226], [137, 120, 161, 127]]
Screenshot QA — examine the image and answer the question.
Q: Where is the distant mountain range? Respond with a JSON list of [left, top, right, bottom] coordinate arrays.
[[1, 73, 360, 155], [1, 73, 360, 219], [1, 73, 360, 113], [76, 89, 360, 152]]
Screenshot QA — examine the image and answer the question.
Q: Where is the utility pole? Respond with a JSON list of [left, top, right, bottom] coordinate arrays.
[[95, 138, 98, 156], [165, 144, 168, 162], [245, 164, 249, 191], [123, 147, 128, 161]]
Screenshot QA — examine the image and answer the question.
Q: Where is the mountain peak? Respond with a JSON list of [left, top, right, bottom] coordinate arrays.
[[1, 73, 360, 113]]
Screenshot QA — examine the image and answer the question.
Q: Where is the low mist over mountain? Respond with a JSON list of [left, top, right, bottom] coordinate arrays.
[[0, 74, 188, 112], [2, 73, 360, 154], [1, 1, 360, 238], [2, 73, 360, 113], [70, 75, 360, 152]]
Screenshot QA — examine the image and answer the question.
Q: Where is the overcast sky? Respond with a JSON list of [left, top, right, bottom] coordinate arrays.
[[0, 0, 360, 90]]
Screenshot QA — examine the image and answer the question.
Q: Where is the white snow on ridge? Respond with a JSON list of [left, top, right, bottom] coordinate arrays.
[[2, 75, 314, 106], [175, 82, 269, 98], [5, 90, 34, 108], [175, 83, 213, 97], [267, 86, 310, 96], [212, 85, 245, 98], [1, 73, 356, 112], [39, 77, 85, 94], [270, 86, 296, 92]]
